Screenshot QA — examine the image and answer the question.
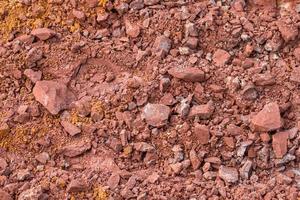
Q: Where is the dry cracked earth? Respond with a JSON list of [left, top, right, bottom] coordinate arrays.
[[1, 0, 300, 199]]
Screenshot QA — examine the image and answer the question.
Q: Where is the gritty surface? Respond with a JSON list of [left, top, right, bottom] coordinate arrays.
[[1, 0, 300, 199]]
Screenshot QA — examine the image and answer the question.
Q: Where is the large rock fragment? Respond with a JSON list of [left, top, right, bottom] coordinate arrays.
[[33, 81, 76, 115], [168, 67, 205, 82], [142, 103, 171, 127]]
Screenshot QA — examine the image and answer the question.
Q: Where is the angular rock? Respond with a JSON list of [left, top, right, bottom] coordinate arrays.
[[24, 69, 42, 83], [31, 28, 56, 41], [189, 149, 201, 170], [290, 67, 300, 83], [194, 124, 210, 145], [33, 81, 76, 115], [239, 160, 253, 179], [253, 73, 276, 86], [272, 131, 289, 158], [67, 179, 88, 193], [0, 158, 7, 175], [107, 173, 120, 189], [72, 10, 86, 21], [213, 49, 231, 66], [188, 101, 214, 119], [142, 103, 170, 127], [293, 47, 300, 62], [152, 35, 172, 58], [0, 189, 12, 200], [61, 121, 81, 136], [250, 102, 282, 132], [168, 67, 205, 82], [134, 142, 154, 152], [18, 186, 44, 200], [35, 152, 50, 164], [218, 166, 239, 183], [125, 19, 140, 38], [62, 140, 91, 157], [277, 21, 298, 43], [144, 0, 160, 5]]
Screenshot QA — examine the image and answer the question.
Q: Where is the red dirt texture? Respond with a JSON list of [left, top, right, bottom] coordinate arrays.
[[1, 0, 300, 199]]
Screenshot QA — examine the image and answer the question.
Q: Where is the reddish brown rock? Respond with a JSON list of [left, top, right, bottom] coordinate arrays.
[[290, 67, 300, 83], [125, 19, 140, 38], [24, 69, 42, 83], [250, 102, 283, 132], [31, 28, 56, 40], [67, 179, 88, 193], [15, 34, 34, 45], [168, 67, 205, 82], [189, 149, 201, 170], [142, 103, 170, 127], [293, 47, 300, 62], [253, 73, 276, 86], [62, 140, 91, 157], [277, 21, 298, 43], [152, 35, 172, 58], [61, 121, 81, 136], [0, 189, 12, 200], [272, 131, 289, 158], [107, 173, 120, 189], [33, 81, 76, 115], [188, 102, 214, 119], [212, 49, 231, 66], [194, 124, 210, 145], [72, 10, 86, 21], [218, 166, 239, 183], [224, 137, 235, 148]]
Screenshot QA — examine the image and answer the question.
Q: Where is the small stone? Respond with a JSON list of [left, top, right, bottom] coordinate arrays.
[[15, 34, 34, 45], [18, 186, 44, 200], [67, 179, 88, 193], [189, 149, 201, 170], [142, 103, 170, 127], [16, 169, 31, 181], [0, 189, 12, 200], [239, 160, 253, 179], [72, 10, 85, 21], [107, 173, 120, 189], [152, 35, 172, 58], [290, 67, 300, 83], [115, 2, 129, 15], [272, 131, 289, 158], [188, 101, 214, 119], [250, 102, 282, 132], [242, 84, 258, 100], [253, 73, 276, 86], [146, 172, 159, 184], [24, 69, 42, 83], [218, 166, 239, 183], [0, 158, 7, 175], [125, 20, 140, 38], [0, 123, 10, 136], [33, 81, 76, 115], [277, 21, 298, 43], [170, 163, 183, 175], [35, 152, 50, 164], [31, 28, 55, 40], [168, 67, 205, 82], [223, 137, 235, 148], [62, 140, 91, 157], [293, 47, 300, 62], [185, 37, 198, 49], [133, 142, 154, 152], [61, 121, 81, 136], [96, 12, 109, 22], [213, 49, 231, 66], [194, 124, 210, 145], [144, 0, 160, 5]]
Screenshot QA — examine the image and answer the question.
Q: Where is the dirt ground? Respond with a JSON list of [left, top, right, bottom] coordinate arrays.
[[1, 0, 300, 199]]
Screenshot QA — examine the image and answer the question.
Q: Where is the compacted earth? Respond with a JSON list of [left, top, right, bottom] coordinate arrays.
[[1, 0, 300, 199]]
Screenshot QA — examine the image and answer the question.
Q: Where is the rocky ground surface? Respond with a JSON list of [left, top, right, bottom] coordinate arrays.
[[1, 0, 300, 199]]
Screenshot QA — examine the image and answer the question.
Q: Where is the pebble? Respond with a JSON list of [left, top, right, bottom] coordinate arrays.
[[18, 186, 44, 200], [125, 19, 140, 38], [35, 152, 50, 164], [31, 28, 56, 40], [272, 131, 289, 158], [168, 67, 205, 82], [24, 69, 42, 83], [218, 166, 239, 183], [62, 140, 91, 157], [142, 103, 171, 127], [67, 179, 88, 192], [212, 49, 231, 66], [239, 160, 253, 179], [33, 81, 76, 115], [188, 101, 214, 119], [189, 149, 201, 170], [193, 124, 210, 145], [107, 173, 120, 189], [152, 35, 172, 58], [61, 121, 81, 136]]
